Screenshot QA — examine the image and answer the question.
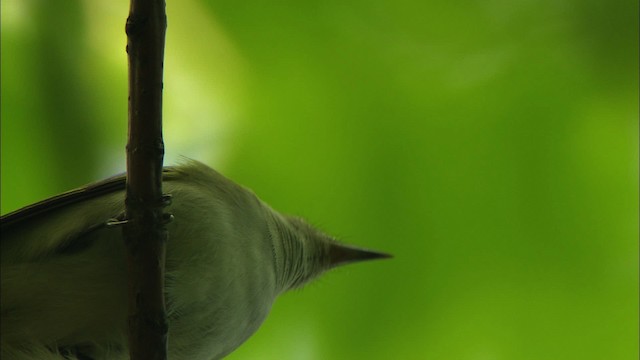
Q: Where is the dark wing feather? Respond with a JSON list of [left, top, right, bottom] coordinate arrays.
[[1, 173, 127, 230], [0, 167, 180, 232], [0, 167, 185, 261]]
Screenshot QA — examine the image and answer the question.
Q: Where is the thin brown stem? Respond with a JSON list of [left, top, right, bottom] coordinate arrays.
[[123, 0, 169, 359]]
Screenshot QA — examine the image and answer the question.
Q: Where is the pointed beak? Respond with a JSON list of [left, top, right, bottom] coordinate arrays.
[[328, 243, 392, 268]]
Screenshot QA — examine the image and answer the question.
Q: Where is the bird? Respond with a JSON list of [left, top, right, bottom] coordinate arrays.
[[0, 159, 390, 359]]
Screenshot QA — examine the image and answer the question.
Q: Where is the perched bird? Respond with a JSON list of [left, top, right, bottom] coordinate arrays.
[[0, 160, 390, 359]]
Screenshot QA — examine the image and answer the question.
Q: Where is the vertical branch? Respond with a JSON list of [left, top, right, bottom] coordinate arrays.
[[123, 0, 169, 359]]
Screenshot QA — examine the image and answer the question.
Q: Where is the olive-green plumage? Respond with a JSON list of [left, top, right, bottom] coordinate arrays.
[[0, 160, 388, 360]]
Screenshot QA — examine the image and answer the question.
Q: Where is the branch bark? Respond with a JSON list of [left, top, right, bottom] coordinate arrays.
[[123, 0, 169, 359]]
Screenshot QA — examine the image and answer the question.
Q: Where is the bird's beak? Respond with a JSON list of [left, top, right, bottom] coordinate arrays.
[[328, 243, 392, 268]]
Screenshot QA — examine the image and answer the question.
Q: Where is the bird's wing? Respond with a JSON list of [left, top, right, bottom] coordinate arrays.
[[0, 167, 183, 229], [0, 167, 182, 260], [0, 173, 127, 229]]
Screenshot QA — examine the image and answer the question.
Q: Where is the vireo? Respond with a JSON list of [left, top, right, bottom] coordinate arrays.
[[0, 160, 389, 359]]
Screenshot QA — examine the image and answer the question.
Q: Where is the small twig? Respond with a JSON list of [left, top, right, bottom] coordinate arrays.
[[123, 0, 169, 359]]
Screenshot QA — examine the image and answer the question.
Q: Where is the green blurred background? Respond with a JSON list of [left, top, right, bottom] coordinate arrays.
[[1, 0, 638, 359]]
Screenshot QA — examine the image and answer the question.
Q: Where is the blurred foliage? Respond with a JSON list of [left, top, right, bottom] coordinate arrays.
[[1, 0, 638, 359]]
